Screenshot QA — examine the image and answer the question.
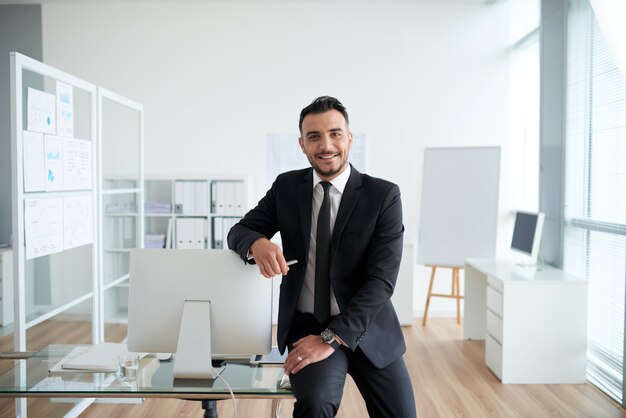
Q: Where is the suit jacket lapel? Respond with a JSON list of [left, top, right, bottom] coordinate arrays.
[[331, 166, 362, 257], [298, 169, 313, 260]]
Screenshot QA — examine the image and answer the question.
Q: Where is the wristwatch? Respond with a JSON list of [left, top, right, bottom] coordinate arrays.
[[321, 328, 341, 350]]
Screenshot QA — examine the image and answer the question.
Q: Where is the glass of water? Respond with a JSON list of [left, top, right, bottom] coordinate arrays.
[[117, 352, 140, 382]]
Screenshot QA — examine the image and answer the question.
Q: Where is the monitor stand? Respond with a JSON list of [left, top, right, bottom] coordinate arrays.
[[173, 300, 224, 380]]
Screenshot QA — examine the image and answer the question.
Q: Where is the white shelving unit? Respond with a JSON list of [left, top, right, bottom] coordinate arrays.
[[144, 177, 252, 250]]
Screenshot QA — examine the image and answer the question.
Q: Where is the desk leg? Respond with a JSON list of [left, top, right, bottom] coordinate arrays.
[[271, 399, 281, 418], [463, 263, 487, 340], [202, 400, 218, 418]]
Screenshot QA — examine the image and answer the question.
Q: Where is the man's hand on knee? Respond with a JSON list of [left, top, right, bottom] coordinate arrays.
[[284, 335, 336, 375]]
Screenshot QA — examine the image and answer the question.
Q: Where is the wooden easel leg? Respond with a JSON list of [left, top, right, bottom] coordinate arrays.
[[422, 266, 437, 326], [454, 267, 461, 324]]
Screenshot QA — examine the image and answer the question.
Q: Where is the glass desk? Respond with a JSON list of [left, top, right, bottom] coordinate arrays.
[[0, 345, 293, 417]]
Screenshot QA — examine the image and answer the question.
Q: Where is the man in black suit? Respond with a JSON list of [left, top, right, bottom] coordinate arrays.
[[228, 96, 416, 418]]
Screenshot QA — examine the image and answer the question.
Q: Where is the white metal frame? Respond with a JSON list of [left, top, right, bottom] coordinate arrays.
[[97, 87, 144, 341], [10, 51, 99, 417]]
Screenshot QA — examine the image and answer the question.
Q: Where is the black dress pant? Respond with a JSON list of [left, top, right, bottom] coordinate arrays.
[[287, 312, 417, 418]]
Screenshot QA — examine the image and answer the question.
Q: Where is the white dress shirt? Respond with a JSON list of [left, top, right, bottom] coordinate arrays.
[[297, 164, 351, 316]]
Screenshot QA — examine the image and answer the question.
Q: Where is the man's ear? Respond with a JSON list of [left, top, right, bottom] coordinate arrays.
[[298, 137, 305, 153]]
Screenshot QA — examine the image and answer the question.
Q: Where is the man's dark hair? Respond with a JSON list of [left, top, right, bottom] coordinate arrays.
[[299, 96, 350, 133]]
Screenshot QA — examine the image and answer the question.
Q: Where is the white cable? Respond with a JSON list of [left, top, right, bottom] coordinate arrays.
[[217, 372, 237, 418]]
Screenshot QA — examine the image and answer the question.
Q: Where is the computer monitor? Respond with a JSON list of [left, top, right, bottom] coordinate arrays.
[[127, 249, 272, 379], [510, 210, 545, 265]]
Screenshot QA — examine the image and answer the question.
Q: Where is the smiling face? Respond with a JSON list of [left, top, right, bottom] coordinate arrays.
[[298, 109, 353, 181]]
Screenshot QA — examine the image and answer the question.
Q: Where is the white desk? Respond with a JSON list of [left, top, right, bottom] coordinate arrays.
[[464, 258, 588, 384]]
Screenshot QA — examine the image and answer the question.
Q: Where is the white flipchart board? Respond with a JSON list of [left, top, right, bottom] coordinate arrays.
[[417, 147, 500, 267]]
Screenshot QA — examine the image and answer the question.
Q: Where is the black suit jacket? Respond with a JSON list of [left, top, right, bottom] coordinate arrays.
[[227, 165, 406, 368]]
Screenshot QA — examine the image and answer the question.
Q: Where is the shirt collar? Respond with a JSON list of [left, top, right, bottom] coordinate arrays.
[[312, 164, 351, 194]]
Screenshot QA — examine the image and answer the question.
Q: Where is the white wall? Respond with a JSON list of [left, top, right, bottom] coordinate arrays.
[[41, 0, 512, 317]]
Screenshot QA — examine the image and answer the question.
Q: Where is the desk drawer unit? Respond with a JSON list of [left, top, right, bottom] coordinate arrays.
[[486, 285, 503, 317], [466, 259, 588, 384], [485, 334, 503, 380], [486, 277, 504, 380], [486, 309, 503, 344]]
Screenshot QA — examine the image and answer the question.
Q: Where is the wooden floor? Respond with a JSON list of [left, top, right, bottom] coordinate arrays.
[[1, 318, 625, 417]]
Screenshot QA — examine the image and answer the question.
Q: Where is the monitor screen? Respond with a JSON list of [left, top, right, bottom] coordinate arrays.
[[127, 249, 272, 359], [510, 211, 545, 260]]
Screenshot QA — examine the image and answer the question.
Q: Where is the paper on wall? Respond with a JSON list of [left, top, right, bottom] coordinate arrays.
[[22, 130, 46, 192], [63, 138, 92, 190], [24, 197, 64, 259], [27, 88, 56, 135], [63, 195, 93, 250], [56, 81, 74, 138], [44, 135, 64, 191]]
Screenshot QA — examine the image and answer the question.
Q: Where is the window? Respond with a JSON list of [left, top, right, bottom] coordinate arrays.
[[565, 0, 626, 404]]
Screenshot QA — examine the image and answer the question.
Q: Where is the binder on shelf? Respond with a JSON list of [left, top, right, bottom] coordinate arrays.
[[211, 217, 242, 249], [210, 182, 218, 213], [175, 218, 192, 249], [195, 182, 209, 215], [216, 182, 226, 214], [225, 182, 235, 215], [165, 218, 173, 249], [213, 217, 224, 249], [234, 181, 245, 215], [174, 181, 184, 214], [212, 181, 239, 215], [195, 218, 207, 249], [183, 181, 195, 215]]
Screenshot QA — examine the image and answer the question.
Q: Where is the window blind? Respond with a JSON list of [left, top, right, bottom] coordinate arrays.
[[565, 0, 626, 404]]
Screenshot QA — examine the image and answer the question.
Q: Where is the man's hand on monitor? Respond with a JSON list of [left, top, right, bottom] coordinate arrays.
[[249, 238, 289, 278]]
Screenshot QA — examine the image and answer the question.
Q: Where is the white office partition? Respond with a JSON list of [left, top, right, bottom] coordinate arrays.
[[9, 53, 145, 417], [10, 51, 99, 417], [97, 88, 144, 342]]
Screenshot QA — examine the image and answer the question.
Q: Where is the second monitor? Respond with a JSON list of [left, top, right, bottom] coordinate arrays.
[[127, 249, 272, 379]]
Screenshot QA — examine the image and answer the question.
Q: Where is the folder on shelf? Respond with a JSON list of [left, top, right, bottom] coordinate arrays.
[[145, 234, 166, 248], [195, 218, 207, 249], [183, 182, 196, 215], [174, 181, 184, 214], [195, 182, 209, 215], [213, 217, 224, 249], [165, 218, 173, 249], [211, 181, 218, 213], [225, 182, 235, 215], [216, 182, 226, 214], [234, 181, 245, 215], [144, 201, 171, 214], [175, 218, 191, 249]]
